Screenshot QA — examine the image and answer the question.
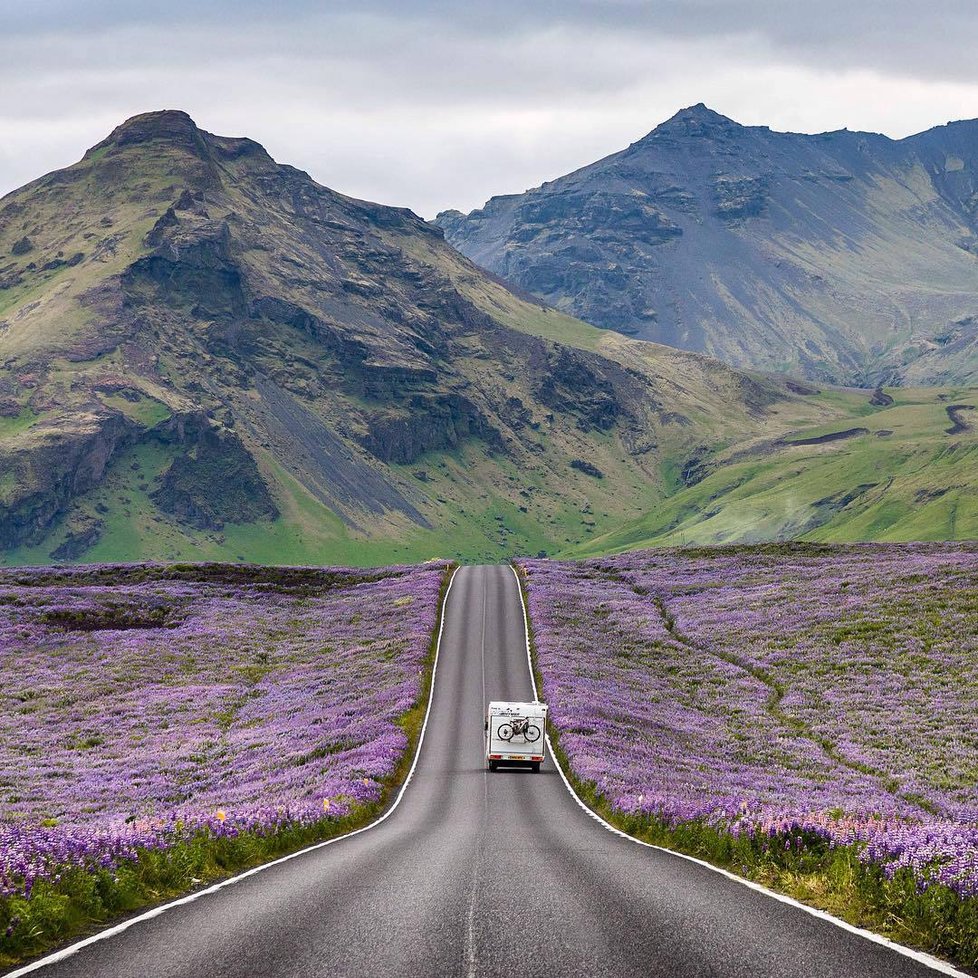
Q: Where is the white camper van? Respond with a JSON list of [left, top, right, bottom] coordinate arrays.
[[485, 701, 548, 772]]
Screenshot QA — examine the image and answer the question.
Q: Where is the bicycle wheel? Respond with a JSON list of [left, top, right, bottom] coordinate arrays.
[[497, 723, 514, 741], [524, 723, 541, 742]]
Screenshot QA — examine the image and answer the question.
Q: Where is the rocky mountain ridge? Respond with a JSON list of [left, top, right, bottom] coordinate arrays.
[[438, 104, 978, 386], [0, 110, 833, 564]]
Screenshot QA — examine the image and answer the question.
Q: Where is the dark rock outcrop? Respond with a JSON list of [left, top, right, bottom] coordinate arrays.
[[50, 515, 104, 561], [0, 413, 137, 549], [93, 109, 211, 158], [534, 349, 622, 432], [362, 395, 503, 464], [570, 459, 604, 478], [151, 424, 278, 530]]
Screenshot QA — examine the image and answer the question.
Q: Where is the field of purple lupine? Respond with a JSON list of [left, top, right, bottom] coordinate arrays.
[[521, 544, 978, 899], [0, 562, 447, 907]]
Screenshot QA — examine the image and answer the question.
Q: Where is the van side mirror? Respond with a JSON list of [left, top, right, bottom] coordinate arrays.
[[484, 721, 488, 731]]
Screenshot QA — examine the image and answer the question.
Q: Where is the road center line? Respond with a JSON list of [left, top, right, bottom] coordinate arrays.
[[465, 855, 481, 978], [480, 572, 488, 732]]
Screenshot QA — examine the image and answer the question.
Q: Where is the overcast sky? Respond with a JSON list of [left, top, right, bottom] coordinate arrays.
[[3, 1, 978, 218]]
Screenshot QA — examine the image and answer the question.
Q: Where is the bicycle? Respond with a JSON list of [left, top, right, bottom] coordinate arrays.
[[497, 716, 541, 744]]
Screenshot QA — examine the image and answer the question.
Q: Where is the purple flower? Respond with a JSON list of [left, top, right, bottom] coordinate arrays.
[[0, 562, 448, 899], [519, 543, 978, 897]]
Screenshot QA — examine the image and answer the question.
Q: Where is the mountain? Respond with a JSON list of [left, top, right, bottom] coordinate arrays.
[[437, 104, 978, 387], [0, 110, 846, 565]]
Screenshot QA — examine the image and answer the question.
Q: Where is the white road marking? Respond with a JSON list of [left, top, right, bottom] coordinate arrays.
[[5, 566, 461, 978], [508, 564, 970, 978], [465, 855, 481, 978]]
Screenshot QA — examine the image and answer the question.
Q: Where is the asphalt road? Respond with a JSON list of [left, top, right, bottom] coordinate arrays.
[[12, 565, 962, 978]]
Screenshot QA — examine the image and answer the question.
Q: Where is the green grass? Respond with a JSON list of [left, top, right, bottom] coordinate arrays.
[[2, 429, 661, 567], [569, 387, 978, 556], [9, 381, 978, 568], [0, 135, 201, 360], [0, 406, 39, 438], [98, 394, 172, 428], [14, 381, 978, 568], [469, 287, 604, 351]]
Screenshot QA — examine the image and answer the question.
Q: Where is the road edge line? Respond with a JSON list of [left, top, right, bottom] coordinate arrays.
[[508, 564, 969, 978], [5, 565, 461, 978]]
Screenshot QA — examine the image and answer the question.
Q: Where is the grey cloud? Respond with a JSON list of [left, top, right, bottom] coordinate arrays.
[[10, 1, 978, 82], [2, 2, 978, 217]]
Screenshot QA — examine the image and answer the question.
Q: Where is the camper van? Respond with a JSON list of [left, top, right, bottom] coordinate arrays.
[[485, 700, 548, 772]]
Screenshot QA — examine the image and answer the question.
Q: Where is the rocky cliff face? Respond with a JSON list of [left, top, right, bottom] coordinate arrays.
[[0, 110, 827, 563], [437, 104, 978, 386]]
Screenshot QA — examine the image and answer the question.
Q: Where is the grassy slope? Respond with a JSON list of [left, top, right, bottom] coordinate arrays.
[[11, 322, 975, 569], [440, 249, 978, 558], [2, 428, 666, 567], [0, 141, 181, 362], [7, 287, 975, 568], [571, 387, 978, 557]]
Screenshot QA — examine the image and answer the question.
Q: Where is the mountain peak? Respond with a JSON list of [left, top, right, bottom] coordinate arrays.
[[106, 109, 199, 144], [675, 102, 729, 120], [91, 109, 209, 158], [651, 103, 741, 137], [88, 109, 280, 170]]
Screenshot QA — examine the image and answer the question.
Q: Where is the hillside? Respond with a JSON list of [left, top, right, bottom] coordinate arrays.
[[0, 110, 845, 565], [569, 385, 978, 556], [438, 104, 978, 387]]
